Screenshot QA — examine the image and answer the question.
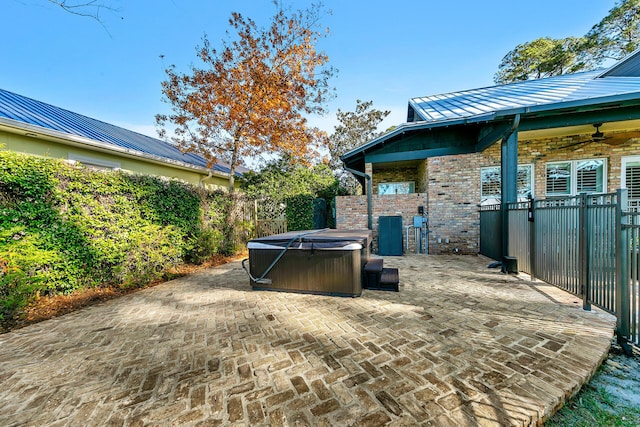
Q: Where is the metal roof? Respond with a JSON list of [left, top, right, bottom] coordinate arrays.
[[0, 88, 243, 176], [408, 70, 640, 123], [343, 52, 640, 164]]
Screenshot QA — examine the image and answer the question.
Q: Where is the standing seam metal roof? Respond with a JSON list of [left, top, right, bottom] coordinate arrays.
[[409, 70, 640, 123], [0, 88, 242, 176]]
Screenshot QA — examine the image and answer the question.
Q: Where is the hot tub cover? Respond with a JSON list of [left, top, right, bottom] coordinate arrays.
[[248, 229, 372, 250]]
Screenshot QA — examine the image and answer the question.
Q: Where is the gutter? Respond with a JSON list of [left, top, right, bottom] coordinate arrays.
[[344, 165, 373, 230]]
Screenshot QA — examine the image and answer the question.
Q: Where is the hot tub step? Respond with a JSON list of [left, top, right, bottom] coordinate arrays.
[[364, 258, 384, 289], [369, 268, 399, 292]]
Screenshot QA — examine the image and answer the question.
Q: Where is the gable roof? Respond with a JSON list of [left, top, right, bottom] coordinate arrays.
[[0, 88, 245, 177], [343, 50, 640, 164]]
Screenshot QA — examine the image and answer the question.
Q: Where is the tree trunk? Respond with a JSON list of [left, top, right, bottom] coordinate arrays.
[[228, 138, 240, 193]]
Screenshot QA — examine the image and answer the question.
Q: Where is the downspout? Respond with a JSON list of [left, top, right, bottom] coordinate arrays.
[[505, 113, 520, 139], [344, 165, 373, 230], [199, 170, 213, 188]]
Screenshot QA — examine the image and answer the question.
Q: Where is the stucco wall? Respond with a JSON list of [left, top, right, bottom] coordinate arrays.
[[0, 130, 233, 190]]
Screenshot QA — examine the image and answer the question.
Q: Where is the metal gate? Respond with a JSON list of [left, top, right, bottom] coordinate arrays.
[[479, 204, 502, 260]]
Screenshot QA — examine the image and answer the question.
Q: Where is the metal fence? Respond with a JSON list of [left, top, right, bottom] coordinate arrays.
[[481, 190, 638, 348], [620, 211, 640, 349], [479, 204, 502, 261]]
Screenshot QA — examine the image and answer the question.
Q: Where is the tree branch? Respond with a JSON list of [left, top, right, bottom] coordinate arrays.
[[47, 0, 118, 24]]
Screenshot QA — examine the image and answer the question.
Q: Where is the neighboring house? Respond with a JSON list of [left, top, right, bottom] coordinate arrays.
[[0, 88, 246, 189], [339, 50, 640, 255]]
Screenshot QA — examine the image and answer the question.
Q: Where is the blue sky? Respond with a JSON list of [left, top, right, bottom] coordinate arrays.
[[2, 0, 617, 140]]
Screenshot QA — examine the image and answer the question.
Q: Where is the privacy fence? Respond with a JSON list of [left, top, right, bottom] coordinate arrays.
[[480, 190, 639, 349]]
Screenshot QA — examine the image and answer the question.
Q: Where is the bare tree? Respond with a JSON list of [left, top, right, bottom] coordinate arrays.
[[47, 0, 118, 23]]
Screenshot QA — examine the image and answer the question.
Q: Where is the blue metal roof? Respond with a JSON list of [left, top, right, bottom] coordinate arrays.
[[0, 88, 243, 176], [409, 70, 640, 123], [342, 51, 640, 164]]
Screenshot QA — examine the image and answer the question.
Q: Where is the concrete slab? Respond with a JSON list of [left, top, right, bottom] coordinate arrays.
[[0, 255, 615, 426]]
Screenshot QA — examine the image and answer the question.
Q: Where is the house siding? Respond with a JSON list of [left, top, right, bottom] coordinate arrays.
[[0, 130, 232, 190]]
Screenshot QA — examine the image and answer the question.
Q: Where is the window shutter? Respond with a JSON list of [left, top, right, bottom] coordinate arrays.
[[517, 165, 532, 198], [576, 160, 604, 194], [626, 163, 640, 199], [481, 167, 501, 198], [546, 163, 571, 195]]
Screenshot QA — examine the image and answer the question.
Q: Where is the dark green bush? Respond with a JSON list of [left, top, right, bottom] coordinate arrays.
[[185, 227, 224, 264], [286, 194, 315, 231], [0, 150, 252, 321]]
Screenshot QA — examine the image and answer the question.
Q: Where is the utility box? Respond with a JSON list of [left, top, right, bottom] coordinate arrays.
[[378, 216, 403, 256]]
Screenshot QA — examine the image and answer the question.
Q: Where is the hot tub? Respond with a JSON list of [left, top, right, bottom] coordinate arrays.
[[245, 229, 372, 297]]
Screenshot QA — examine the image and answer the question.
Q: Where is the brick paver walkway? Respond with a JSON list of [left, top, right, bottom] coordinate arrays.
[[0, 255, 615, 426]]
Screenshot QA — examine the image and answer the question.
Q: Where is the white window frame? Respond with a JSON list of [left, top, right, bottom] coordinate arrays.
[[68, 153, 121, 171], [621, 155, 640, 212], [480, 164, 534, 203], [545, 158, 607, 196], [378, 181, 415, 195]]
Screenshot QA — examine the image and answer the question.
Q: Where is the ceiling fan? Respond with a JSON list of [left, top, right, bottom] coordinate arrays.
[[555, 124, 640, 151]]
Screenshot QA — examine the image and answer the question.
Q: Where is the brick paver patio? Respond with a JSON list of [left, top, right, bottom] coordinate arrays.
[[0, 255, 616, 426]]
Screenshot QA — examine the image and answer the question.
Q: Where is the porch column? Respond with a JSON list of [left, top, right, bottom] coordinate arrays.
[[501, 129, 518, 260], [365, 162, 374, 230]]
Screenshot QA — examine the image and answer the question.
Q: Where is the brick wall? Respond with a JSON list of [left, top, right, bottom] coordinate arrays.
[[427, 154, 481, 255], [372, 167, 418, 194], [480, 129, 640, 198], [335, 193, 428, 253], [337, 128, 640, 255]]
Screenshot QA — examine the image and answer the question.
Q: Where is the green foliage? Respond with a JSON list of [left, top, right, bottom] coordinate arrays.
[[186, 227, 224, 264], [117, 225, 184, 288], [584, 0, 640, 64], [496, 1, 640, 84], [0, 150, 250, 321], [285, 194, 315, 231], [241, 157, 341, 219], [494, 37, 588, 84], [328, 99, 391, 195]]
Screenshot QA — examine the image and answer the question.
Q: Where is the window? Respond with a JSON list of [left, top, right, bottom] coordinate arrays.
[[546, 159, 606, 196], [480, 164, 533, 202], [622, 156, 640, 212], [378, 182, 415, 195]]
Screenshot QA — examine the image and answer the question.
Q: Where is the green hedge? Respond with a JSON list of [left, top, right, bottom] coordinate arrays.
[[0, 150, 251, 320], [285, 194, 315, 231]]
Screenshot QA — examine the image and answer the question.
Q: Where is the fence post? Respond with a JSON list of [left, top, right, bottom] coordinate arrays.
[[615, 189, 631, 344], [579, 193, 591, 311], [528, 197, 536, 281]]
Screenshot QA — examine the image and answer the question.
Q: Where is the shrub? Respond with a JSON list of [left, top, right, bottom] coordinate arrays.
[[286, 194, 315, 231], [186, 227, 224, 264], [0, 150, 253, 321]]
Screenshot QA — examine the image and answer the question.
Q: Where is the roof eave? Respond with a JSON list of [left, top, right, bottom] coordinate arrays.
[[341, 113, 496, 162], [343, 91, 640, 164], [494, 91, 640, 118], [0, 117, 239, 178]]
